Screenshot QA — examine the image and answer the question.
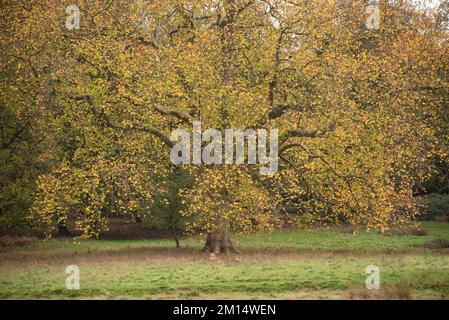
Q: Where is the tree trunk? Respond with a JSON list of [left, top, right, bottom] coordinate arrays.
[[203, 225, 239, 254], [171, 230, 180, 249]]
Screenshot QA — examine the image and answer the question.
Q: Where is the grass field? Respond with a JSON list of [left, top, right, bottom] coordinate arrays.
[[1, 222, 449, 300]]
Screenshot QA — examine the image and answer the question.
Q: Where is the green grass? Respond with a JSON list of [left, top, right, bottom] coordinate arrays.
[[235, 221, 449, 252], [21, 221, 449, 253], [1, 222, 448, 299]]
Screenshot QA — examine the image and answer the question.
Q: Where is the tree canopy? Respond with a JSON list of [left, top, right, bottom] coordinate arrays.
[[1, 0, 448, 252]]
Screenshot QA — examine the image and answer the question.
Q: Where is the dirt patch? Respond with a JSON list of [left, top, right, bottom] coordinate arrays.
[[347, 284, 411, 300], [0, 243, 441, 269], [0, 236, 38, 247]]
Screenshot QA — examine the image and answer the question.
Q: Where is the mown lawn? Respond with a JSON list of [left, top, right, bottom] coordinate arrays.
[[1, 222, 448, 299]]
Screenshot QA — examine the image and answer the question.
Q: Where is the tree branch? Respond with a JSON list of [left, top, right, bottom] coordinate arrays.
[[152, 104, 194, 124], [73, 95, 174, 148]]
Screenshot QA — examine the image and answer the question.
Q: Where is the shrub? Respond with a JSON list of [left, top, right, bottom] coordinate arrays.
[[416, 194, 449, 220]]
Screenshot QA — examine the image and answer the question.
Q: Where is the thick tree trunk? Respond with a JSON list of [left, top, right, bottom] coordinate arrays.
[[203, 225, 239, 254]]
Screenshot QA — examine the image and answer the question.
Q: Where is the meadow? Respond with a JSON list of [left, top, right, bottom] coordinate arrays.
[[1, 222, 448, 300]]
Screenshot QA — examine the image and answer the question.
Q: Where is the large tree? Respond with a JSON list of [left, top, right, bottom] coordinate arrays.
[[2, 0, 447, 252]]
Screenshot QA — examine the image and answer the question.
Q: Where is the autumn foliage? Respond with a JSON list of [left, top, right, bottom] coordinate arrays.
[[1, 1, 448, 251]]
